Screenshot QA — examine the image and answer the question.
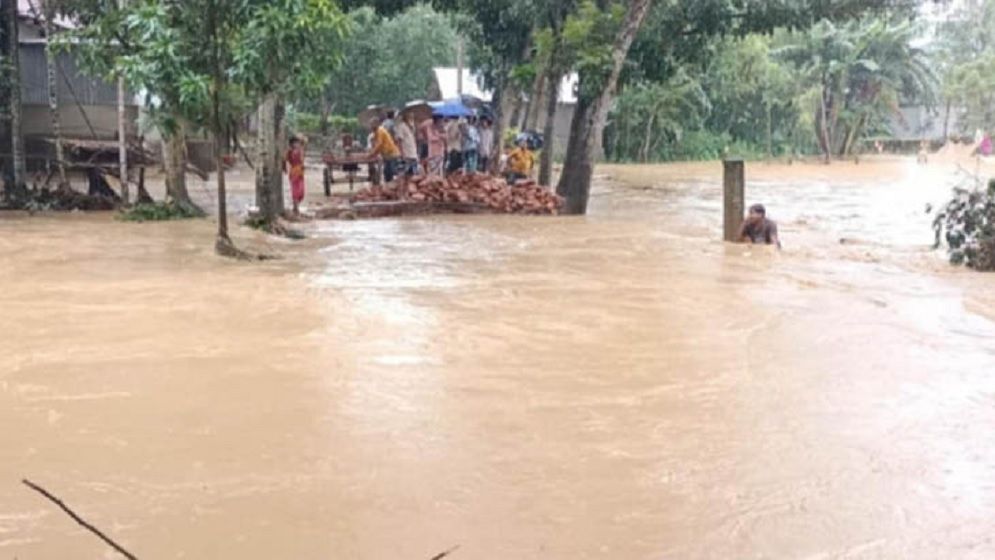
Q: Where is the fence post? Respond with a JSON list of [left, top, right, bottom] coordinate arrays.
[[723, 158, 745, 242]]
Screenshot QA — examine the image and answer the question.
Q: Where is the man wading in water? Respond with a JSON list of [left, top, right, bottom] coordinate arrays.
[[739, 203, 781, 248]]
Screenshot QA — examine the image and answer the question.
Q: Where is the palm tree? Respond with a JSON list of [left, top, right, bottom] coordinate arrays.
[[777, 18, 937, 160]]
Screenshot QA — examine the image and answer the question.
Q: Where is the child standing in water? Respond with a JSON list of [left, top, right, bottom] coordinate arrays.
[[285, 137, 306, 215]]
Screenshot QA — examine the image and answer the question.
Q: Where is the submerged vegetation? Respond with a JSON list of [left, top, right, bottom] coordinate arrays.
[[933, 178, 995, 271], [118, 201, 202, 223]]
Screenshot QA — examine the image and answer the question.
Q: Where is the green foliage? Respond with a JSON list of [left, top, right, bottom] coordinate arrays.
[[338, 0, 415, 14], [290, 111, 322, 134], [702, 35, 802, 153], [288, 111, 363, 137], [944, 54, 995, 133], [441, 0, 537, 89], [933, 1, 995, 135], [606, 11, 933, 164], [933, 178, 995, 270], [503, 126, 520, 148], [65, 0, 348, 133], [118, 201, 200, 222], [606, 32, 811, 163], [316, 4, 458, 117], [560, 1, 623, 102], [775, 17, 937, 158], [606, 70, 710, 162], [232, 0, 349, 98]]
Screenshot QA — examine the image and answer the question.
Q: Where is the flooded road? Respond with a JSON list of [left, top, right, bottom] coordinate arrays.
[[2, 159, 994, 559]]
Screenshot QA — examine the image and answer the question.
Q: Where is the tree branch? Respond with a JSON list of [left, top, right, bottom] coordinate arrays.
[[21, 479, 139, 560], [430, 544, 460, 560]]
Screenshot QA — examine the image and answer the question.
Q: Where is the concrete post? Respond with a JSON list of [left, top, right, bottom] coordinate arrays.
[[723, 158, 745, 242]]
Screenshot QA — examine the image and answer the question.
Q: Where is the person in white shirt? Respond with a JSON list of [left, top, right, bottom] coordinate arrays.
[[395, 112, 420, 176], [478, 117, 494, 173]]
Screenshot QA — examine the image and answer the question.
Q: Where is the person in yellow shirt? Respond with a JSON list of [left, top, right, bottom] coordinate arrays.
[[368, 118, 401, 182], [505, 138, 535, 183]]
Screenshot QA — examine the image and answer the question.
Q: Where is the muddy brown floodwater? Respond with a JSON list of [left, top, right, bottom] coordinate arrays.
[[2, 158, 995, 559]]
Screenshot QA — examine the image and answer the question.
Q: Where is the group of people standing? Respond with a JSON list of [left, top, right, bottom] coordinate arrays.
[[283, 108, 540, 215], [367, 110, 534, 183]]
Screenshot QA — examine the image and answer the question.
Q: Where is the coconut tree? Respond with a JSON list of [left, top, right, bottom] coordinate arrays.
[[778, 18, 937, 160]]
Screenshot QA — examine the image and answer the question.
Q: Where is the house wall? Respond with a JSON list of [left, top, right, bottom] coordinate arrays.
[[17, 18, 42, 40], [888, 105, 961, 142], [21, 104, 138, 140], [19, 43, 124, 107]]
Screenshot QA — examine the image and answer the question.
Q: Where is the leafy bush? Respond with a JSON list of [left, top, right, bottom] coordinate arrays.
[[328, 115, 363, 138], [288, 111, 363, 138], [292, 111, 323, 134], [658, 130, 767, 162], [119, 201, 199, 222], [933, 178, 995, 271]]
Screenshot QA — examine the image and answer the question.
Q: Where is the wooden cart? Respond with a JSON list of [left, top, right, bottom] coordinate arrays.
[[322, 134, 386, 195], [322, 152, 380, 195]]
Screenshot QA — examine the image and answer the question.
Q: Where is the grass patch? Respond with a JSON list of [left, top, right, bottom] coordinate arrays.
[[118, 201, 200, 222]]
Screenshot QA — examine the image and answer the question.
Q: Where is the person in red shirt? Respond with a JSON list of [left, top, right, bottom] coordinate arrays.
[[284, 137, 306, 215]]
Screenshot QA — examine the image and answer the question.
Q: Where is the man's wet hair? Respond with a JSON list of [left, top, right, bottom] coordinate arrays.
[[749, 204, 766, 216]]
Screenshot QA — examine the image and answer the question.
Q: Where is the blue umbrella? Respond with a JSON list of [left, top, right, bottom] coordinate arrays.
[[429, 99, 474, 118]]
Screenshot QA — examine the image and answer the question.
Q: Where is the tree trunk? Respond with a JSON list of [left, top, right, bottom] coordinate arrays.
[[488, 75, 512, 174], [161, 121, 203, 215], [841, 113, 867, 157], [213, 123, 245, 259], [116, 0, 128, 203], [508, 88, 525, 131], [0, 2, 8, 173], [319, 96, 332, 136], [255, 92, 282, 223], [42, 4, 66, 188], [765, 102, 773, 159], [272, 98, 286, 214], [214, 129, 229, 242], [538, 67, 562, 187], [207, 0, 234, 256], [5, 0, 26, 192], [520, 97, 533, 132], [136, 165, 153, 204], [526, 71, 546, 130], [817, 89, 831, 164], [555, 0, 654, 214], [943, 98, 951, 141], [827, 91, 841, 159], [640, 112, 655, 163]]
